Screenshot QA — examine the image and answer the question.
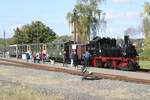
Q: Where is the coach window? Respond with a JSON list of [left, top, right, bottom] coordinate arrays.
[[57, 45, 59, 49], [61, 44, 63, 48], [48, 45, 50, 48], [49, 45, 52, 48]]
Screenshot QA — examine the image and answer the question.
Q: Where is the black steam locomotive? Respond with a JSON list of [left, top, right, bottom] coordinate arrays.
[[89, 35, 139, 71]]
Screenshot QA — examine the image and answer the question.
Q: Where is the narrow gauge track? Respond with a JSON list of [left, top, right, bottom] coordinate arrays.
[[0, 58, 150, 85], [138, 68, 150, 73]]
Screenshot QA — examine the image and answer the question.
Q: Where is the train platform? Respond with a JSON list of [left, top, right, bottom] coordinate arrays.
[[1, 57, 150, 81]]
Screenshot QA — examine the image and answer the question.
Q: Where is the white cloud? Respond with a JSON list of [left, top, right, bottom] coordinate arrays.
[[104, 11, 142, 38], [105, 11, 139, 20], [112, 0, 135, 4]]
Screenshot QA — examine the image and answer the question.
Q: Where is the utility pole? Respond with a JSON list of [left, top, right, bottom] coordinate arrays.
[[36, 30, 38, 53], [73, 8, 77, 43], [15, 28, 19, 59], [3, 31, 6, 57], [16, 30, 18, 59]]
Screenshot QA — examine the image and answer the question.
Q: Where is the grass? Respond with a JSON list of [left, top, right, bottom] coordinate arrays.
[[139, 60, 150, 69], [0, 82, 64, 100]]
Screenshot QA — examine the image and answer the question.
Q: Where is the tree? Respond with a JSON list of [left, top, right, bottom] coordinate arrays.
[[0, 38, 5, 51], [140, 2, 150, 60], [142, 2, 150, 16], [0, 38, 13, 51], [141, 2, 150, 37], [142, 17, 150, 37], [67, 0, 106, 43], [53, 35, 71, 43], [13, 21, 56, 44], [13, 27, 27, 44]]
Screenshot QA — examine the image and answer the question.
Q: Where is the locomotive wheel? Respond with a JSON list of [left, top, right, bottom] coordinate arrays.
[[129, 66, 136, 71], [104, 61, 113, 69], [108, 61, 114, 69], [128, 62, 138, 71], [133, 62, 140, 70], [117, 65, 121, 70], [121, 66, 130, 71], [96, 59, 103, 68]]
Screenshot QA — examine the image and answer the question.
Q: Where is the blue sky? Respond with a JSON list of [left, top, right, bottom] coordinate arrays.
[[0, 0, 149, 38]]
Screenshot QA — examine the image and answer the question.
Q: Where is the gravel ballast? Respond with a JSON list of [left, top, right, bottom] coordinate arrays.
[[0, 65, 149, 100]]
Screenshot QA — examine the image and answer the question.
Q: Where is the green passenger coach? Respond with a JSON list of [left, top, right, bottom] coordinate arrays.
[[46, 41, 73, 62]]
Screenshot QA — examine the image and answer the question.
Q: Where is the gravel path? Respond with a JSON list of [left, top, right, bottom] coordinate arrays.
[[0, 65, 150, 100]]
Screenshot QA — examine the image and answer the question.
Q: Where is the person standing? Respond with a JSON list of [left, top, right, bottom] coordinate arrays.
[[26, 53, 30, 62], [83, 50, 91, 67], [36, 53, 40, 63], [29, 51, 32, 61], [70, 51, 74, 67], [40, 53, 46, 63], [63, 51, 68, 67], [73, 51, 78, 68], [32, 52, 37, 63]]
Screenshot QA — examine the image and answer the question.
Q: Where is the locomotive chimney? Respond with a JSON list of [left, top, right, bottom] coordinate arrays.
[[124, 35, 129, 45]]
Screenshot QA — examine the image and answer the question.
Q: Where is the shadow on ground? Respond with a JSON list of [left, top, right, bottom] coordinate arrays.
[[82, 76, 102, 80]]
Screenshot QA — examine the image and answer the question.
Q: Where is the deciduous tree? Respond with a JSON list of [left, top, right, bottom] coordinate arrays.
[[140, 2, 150, 60], [67, 0, 106, 43], [13, 21, 56, 44]]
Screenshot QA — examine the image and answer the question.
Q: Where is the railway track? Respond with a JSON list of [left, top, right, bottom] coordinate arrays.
[[0, 58, 150, 85], [138, 68, 150, 73]]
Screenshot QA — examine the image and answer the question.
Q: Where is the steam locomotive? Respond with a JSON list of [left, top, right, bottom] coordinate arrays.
[[89, 35, 139, 71], [9, 35, 140, 71]]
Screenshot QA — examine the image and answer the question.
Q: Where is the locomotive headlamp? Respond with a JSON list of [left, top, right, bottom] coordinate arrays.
[[123, 52, 126, 56], [99, 50, 101, 53]]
